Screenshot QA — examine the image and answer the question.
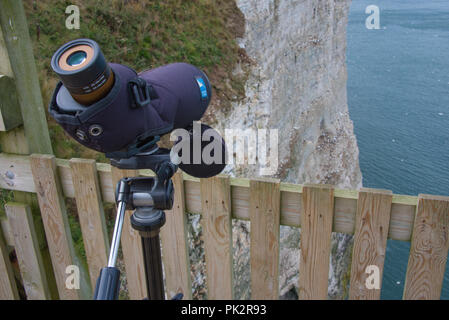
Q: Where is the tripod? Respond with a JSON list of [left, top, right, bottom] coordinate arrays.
[[93, 147, 182, 300]]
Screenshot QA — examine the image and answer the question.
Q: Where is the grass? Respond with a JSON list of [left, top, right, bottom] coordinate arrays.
[[24, 0, 248, 160]]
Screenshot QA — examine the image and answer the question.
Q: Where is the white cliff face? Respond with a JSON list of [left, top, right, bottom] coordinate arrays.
[[213, 0, 363, 299], [219, 0, 361, 187]]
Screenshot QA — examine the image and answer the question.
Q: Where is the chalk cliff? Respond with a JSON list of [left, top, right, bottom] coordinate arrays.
[[213, 0, 362, 299], [189, 0, 362, 300]]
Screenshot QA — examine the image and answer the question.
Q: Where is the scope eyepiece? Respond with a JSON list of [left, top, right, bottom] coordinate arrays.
[[51, 39, 114, 105]]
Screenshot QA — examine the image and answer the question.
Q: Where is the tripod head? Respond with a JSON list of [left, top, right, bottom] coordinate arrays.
[[111, 142, 177, 209], [94, 147, 180, 300]]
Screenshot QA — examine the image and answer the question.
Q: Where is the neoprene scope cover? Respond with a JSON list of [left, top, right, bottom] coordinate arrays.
[[49, 61, 212, 155]]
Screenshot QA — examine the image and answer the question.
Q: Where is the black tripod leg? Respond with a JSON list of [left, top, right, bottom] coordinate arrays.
[[141, 233, 165, 300]]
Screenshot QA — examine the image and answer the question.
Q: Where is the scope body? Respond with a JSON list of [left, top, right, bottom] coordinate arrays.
[[50, 61, 212, 156], [50, 38, 225, 179]]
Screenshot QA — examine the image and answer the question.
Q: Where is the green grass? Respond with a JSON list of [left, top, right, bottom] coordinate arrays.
[[24, 0, 247, 160], [27, 0, 237, 72]]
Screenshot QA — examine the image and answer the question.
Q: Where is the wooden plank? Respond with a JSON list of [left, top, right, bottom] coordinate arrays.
[[200, 176, 234, 299], [0, 25, 28, 152], [185, 179, 202, 214], [349, 189, 393, 300], [30, 154, 90, 299], [0, 153, 35, 192], [0, 218, 13, 246], [5, 202, 50, 299], [403, 194, 449, 300], [57, 158, 115, 203], [110, 167, 146, 300], [249, 179, 281, 300], [389, 203, 416, 241], [280, 190, 301, 227], [160, 172, 192, 299], [333, 197, 357, 234], [0, 226, 18, 299], [0, 28, 13, 76], [0, 0, 52, 153], [0, 127, 28, 154], [0, 156, 59, 299], [70, 159, 109, 290], [298, 184, 334, 300], [0, 74, 22, 131], [232, 185, 250, 220], [0, 153, 432, 241]]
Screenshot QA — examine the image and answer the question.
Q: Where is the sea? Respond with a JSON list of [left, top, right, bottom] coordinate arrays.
[[347, 0, 449, 299]]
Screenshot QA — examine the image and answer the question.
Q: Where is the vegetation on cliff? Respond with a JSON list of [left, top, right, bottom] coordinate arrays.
[[24, 0, 247, 160]]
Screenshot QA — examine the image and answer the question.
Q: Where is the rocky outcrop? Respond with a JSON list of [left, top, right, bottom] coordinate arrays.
[[211, 0, 362, 299]]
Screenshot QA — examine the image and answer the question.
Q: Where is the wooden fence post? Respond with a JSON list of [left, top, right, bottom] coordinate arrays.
[[249, 179, 281, 300], [160, 172, 192, 299], [403, 194, 449, 300], [70, 159, 110, 291], [0, 75, 22, 131], [30, 154, 90, 299], [111, 167, 146, 300], [200, 176, 234, 299], [349, 189, 392, 300], [0, 0, 52, 154], [5, 202, 50, 299], [298, 184, 334, 300]]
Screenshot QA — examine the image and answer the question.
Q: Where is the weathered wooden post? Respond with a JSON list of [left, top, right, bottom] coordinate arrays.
[[0, 0, 52, 153]]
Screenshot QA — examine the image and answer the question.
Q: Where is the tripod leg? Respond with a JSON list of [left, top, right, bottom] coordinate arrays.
[[108, 201, 127, 267], [94, 200, 126, 300], [141, 233, 165, 300]]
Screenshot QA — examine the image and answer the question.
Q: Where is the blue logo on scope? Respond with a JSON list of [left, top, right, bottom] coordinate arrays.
[[196, 77, 208, 100]]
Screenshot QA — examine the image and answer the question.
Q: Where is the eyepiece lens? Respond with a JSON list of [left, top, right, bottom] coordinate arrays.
[[51, 39, 114, 106], [67, 51, 87, 67]]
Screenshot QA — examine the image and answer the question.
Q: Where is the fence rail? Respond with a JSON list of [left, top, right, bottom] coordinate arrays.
[[0, 153, 448, 300]]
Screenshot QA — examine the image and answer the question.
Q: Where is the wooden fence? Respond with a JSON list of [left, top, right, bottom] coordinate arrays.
[[0, 153, 449, 300]]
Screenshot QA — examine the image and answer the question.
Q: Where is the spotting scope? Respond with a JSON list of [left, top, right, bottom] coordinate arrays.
[[49, 38, 227, 300]]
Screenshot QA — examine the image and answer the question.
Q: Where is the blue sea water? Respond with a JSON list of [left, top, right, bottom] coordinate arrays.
[[347, 0, 449, 299]]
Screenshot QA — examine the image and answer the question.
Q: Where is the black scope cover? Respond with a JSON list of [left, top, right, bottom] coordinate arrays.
[[49, 62, 213, 156]]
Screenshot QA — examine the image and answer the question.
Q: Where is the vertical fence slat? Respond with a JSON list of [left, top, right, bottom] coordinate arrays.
[[111, 167, 146, 300], [349, 189, 392, 300], [160, 172, 192, 299], [298, 184, 334, 300], [403, 194, 449, 300], [30, 154, 89, 299], [200, 176, 234, 299], [250, 179, 280, 300], [5, 202, 50, 299], [0, 227, 18, 299], [70, 159, 109, 291]]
